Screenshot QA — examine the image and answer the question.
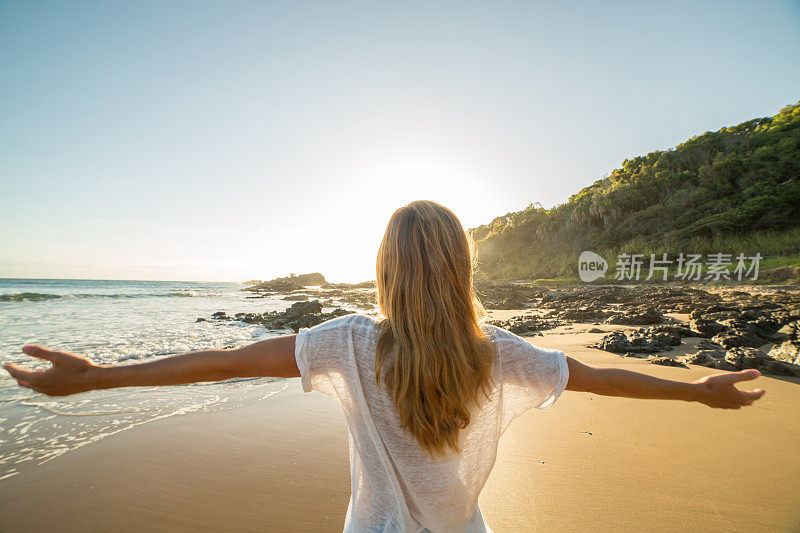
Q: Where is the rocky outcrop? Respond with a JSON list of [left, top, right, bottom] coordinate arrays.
[[243, 273, 328, 294], [683, 346, 800, 377], [590, 329, 679, 354], [650, 356, 688, 368], [199, 300, 355, 333], [282, 294, 310, 301], [485, 316, 561, 336], [768, 340, 800, 366], [711, 329, 766, 349], [605, 307, 663, 325], [689, 318, 727, 337]]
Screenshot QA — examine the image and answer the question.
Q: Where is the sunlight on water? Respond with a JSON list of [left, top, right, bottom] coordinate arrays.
[[0, 279, 314, 481]]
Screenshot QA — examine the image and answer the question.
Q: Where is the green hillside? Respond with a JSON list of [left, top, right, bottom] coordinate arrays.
[[471, 100, 800, 281]]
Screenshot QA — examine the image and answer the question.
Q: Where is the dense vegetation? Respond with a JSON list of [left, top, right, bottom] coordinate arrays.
[[471, 100, 800, 281]]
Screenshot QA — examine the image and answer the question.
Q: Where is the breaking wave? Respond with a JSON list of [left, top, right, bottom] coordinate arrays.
[[0, 291, 200, 302]]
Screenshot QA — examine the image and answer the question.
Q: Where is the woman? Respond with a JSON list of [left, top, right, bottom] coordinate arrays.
[[4, 200, 765, 532]]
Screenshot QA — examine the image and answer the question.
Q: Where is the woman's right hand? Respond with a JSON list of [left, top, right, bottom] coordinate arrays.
[[4, 345, 100, 397]]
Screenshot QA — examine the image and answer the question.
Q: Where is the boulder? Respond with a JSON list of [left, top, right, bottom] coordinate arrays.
[[486, 316, 560, 335], [768, 340, 800, 366], [282, 294, 310, 301], [605, 307, 663, 326], [685, 345, 800, 377], [774, 321, 799, 342], [683, 350, 727, 368], [590, 330, 675, 354], [689, 318, 727, 337], [202, 300, 354, 333], [697, 339, 724, 350], [284, 300, 323, 317], [560, 307, 611, 321], [711, 329, 765, 349], [650, 357, 688, 368], [760, 359, 800, 378], [647, 324, 695, 338], [724, 347, 770, 370]]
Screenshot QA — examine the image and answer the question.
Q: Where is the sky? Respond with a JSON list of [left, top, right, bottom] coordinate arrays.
[[1, 1, 799, 283]]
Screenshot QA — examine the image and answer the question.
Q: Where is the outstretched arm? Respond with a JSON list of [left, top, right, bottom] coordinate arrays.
[[4, 336, 300, 397], [565, 356, 765, 409]]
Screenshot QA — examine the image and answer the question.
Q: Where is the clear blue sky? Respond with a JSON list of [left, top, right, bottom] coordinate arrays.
[[1, 1, 798, 282]]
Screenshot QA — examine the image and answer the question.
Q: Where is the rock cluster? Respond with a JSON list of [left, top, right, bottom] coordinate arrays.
[[683, 346, 800, 377], [223, 274, 800, 378], [605, 306, 663, 325], [590, 329, 681, 354], [767, 321, 800, 365], [649, 356, 688, 368], [198, 300, 355, 333], [688, 307, 789, 348], [484, 316, 561, 336], [243, 273, 328, 295]]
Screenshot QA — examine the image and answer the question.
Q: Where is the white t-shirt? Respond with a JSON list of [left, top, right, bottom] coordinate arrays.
[[295, 313, 569, 533]]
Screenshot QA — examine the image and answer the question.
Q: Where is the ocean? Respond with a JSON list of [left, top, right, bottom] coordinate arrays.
[[0, 278, 330, 481]]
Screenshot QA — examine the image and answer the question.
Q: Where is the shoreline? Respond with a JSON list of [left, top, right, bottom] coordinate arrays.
[[1, 325, 799, 531]]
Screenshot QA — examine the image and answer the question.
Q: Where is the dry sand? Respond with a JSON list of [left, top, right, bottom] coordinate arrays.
[[1, 320, 798, 532]]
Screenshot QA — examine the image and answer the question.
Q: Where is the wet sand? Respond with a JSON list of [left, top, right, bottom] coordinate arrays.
[[1, 323, 798, 532]]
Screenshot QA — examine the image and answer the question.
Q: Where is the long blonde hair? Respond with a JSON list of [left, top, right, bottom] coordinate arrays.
[[375, 200, 495, 457]]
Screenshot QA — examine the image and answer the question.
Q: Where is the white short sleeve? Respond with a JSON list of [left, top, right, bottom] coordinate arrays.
[[488, 327, 569, 431], [293, 313, 361, 398], [294, 326, 313, 393]]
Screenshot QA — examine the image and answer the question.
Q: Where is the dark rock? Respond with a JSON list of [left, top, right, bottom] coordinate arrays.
[[724, 347, 770, 370], [245, 279, 304, 293], [774, 321, 799, 342], [768, 340, 800, 366], [211, 311, 230, 320], [683, 350, 727, 367], [322, 281, 376, 289], [650, 357, 688, 368], [713, 359, 739, 371], [686, 345, 800, 377], [560, 307, 611, 321], [284, 300, 323, 317], [204, 300, 355, 333], [486, 316, 561, 335], [605, 307, 663, 326], [697, 339, 725, 350], [711, 329, 765, 349], [319, 289, 376, 310], [748, 317, 782, 337], [760, 359, 800, 378], [485, 297, 528, 310], [244, 273, 327, 294], [590, 330, 675, 354], [474, 281, 541, 310], [282, 294, 309, 301], [689, 318, 727, 337], [647, 324, 695, 337]]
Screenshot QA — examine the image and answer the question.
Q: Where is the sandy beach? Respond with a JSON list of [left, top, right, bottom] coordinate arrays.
[[1, 318, 798, 532], [3, 2, 798, 530]]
